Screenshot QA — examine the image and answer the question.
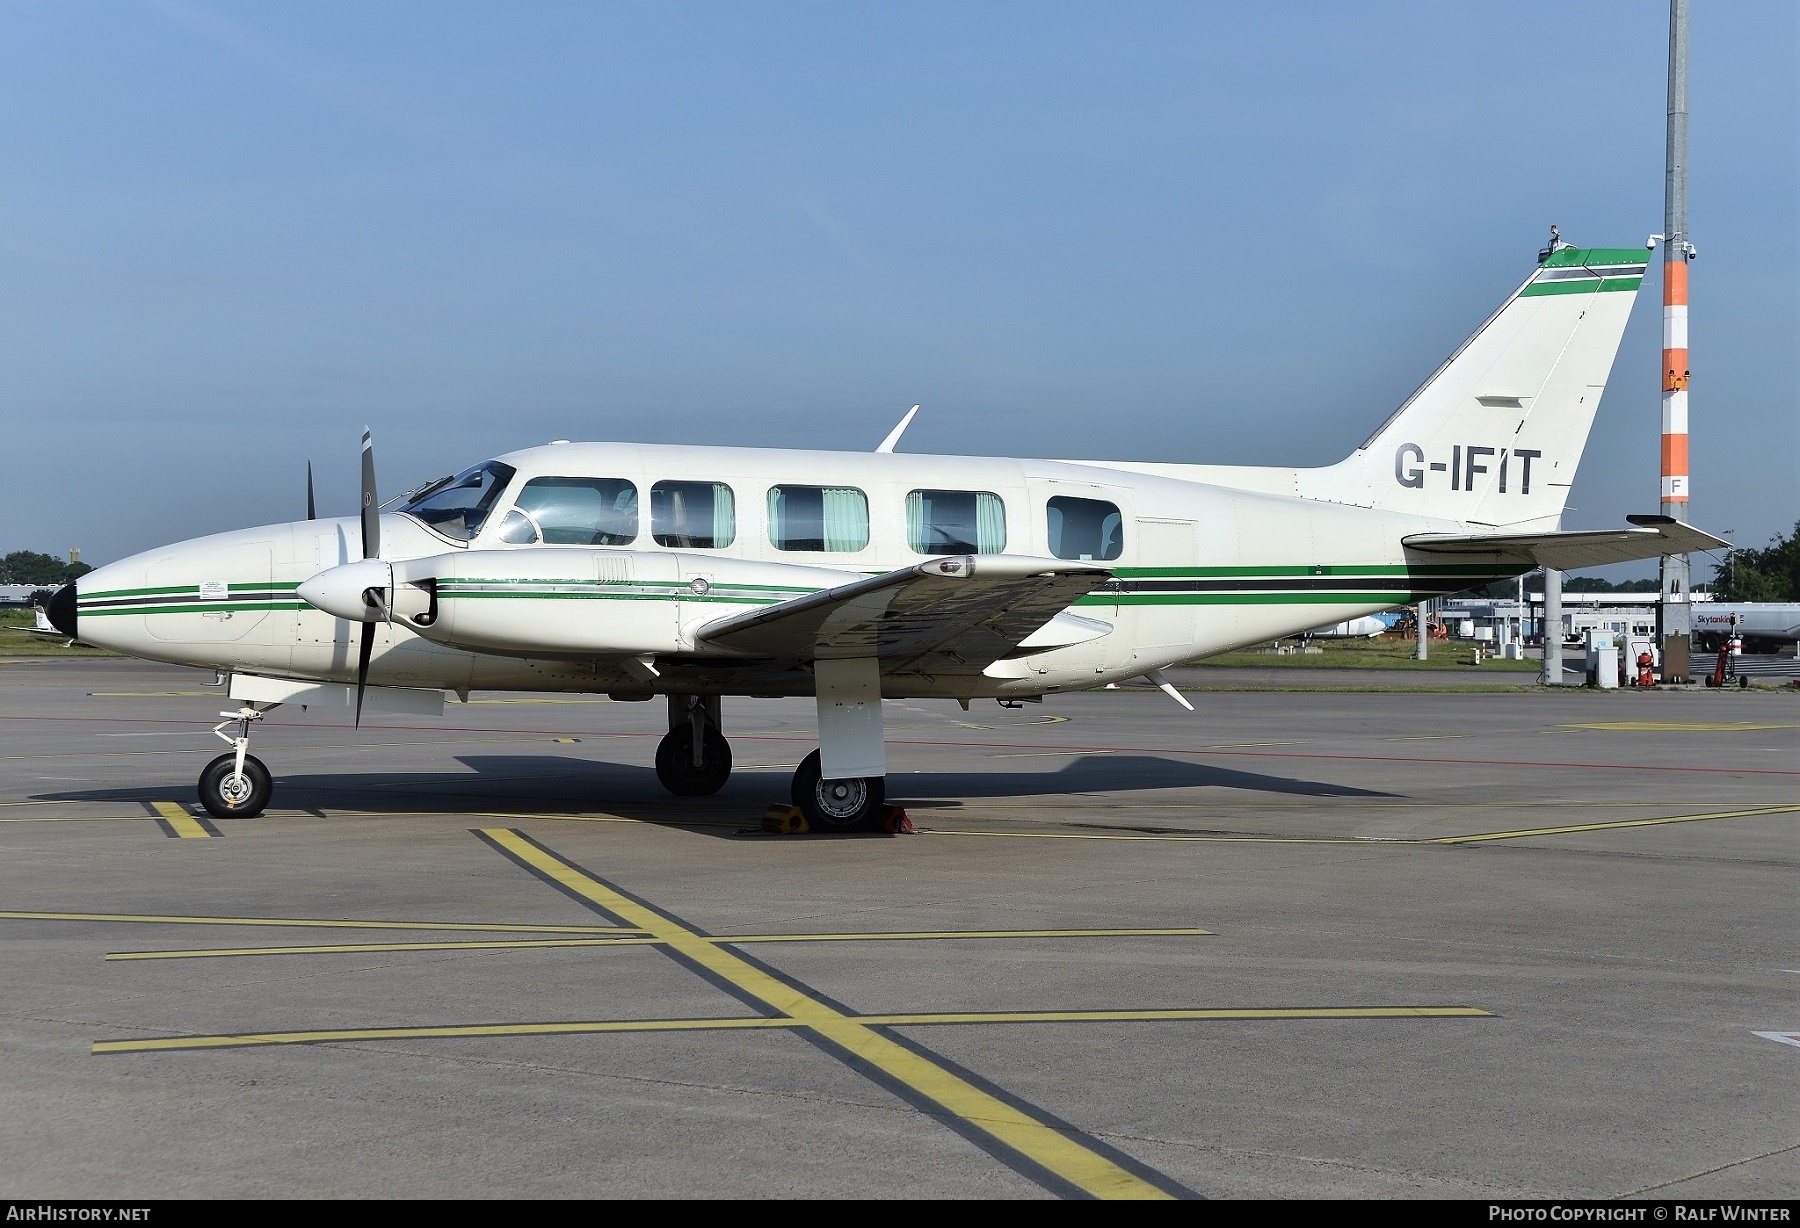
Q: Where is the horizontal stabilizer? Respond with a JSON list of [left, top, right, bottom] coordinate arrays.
[[697, 555, 1111, 670], [1402, 516, 1727, 572]]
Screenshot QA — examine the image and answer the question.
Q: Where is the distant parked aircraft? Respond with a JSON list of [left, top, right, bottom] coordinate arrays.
[[1306, 616, 1392, 639]]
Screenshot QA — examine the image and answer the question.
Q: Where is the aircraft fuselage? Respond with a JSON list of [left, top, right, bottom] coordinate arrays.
[[71, 443, 1501, 699]]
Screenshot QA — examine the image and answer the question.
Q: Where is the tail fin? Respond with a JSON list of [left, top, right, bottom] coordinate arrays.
[[1322, 247, 1649, 528]]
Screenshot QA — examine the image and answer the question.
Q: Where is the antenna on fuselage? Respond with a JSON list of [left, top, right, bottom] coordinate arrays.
[[875, 405, 920, 454], [306, 462, 317, 521]]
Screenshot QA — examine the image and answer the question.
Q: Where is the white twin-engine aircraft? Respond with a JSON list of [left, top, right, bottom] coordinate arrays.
[[49, 245, 1723, 830]]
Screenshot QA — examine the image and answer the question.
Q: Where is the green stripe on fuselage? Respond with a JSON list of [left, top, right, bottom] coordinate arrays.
[[80, 603, 309, 617], [436, 591, 782, 605], [80, 582, 301, 600]]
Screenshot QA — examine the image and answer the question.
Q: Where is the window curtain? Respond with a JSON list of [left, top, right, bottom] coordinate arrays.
[[975, 492, 1006, 554], [711, 483, 734, 547], [821, 487, 868, 551], [904, 491, 926, 552], [766, 487, 787, 548]]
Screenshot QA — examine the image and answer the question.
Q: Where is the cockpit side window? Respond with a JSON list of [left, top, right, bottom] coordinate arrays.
[[1046, 496, 1123, 561], [495, 477, 639, 545], [398, 461, 516, 541]]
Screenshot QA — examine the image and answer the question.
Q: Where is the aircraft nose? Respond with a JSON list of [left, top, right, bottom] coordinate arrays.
[[46, 584, 77, 639]]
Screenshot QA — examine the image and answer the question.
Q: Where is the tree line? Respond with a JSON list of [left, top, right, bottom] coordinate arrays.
[[0, 551, 92, 587], [1710, 521, 1799, 603]]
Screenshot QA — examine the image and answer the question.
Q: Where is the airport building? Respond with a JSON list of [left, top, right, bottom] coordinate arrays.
[[1436, 593, 1694, 650], [0, 584, 56, 608]]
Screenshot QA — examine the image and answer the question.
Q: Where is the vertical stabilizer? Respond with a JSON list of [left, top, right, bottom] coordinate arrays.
[[1321, 247, 1648, 528]]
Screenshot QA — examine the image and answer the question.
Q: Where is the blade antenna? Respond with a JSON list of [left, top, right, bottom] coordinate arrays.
[[306, 462, 317, 521], [875, 405, 919, 454], [1143, 669, 1195, 712]]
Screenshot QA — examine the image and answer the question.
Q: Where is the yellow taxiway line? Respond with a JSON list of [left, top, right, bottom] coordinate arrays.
[[92, 1005, 1490, 1055], [104, 926, 1216, 962], [929, 830, 1368, 845], [0, 735, 603, 764], [476, 827, 1182, 1200], [106, 936, 663, 960], [0, 909, 638, 935], [927, 804, 1800, 847], [1560, 721, 1798, 732], [1423, 804, 1800, 845], [473, 811, 746, 829], [151, 801, 216, 839]]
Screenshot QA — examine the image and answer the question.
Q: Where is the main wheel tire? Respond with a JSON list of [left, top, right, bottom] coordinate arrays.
[[198, 752, 272, 820], [654, 725, 732, 796], [790, 750, 885, 832]]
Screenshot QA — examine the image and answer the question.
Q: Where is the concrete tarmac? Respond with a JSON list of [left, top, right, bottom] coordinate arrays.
[[1, 658, 1796, 1199]]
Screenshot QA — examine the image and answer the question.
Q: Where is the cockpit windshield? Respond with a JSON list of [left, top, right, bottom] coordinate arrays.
[[397, 461, 516, 541]]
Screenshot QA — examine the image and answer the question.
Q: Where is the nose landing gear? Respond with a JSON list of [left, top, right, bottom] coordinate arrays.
[[198, 704, 275, 820], [654, 695, 732, 796]]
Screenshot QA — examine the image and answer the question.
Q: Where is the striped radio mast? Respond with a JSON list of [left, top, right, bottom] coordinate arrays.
[[1657, 0, 1695, 679]]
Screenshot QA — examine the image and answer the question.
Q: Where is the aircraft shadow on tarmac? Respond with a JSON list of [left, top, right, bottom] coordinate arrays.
[[35, 752, 1394, 839]]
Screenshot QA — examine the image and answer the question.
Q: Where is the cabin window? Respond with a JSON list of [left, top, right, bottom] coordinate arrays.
[[906, 489, 1006, 555], [495, 477, 638, 545], [652, 481, 735, 548], [1046, 496, 1123, 561], [767, 485, 869, 552], [398, 461, 516, 541]]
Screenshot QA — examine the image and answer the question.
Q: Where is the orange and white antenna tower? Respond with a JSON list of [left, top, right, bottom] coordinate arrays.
[[1656, 0, 1695, 665]]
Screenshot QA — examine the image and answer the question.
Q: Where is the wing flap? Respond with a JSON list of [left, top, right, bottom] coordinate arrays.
[[1403, 516, 1727, 571], [696, 555, 1112, 670]]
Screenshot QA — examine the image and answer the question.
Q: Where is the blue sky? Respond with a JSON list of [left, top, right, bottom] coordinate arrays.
[[2, 1, 1793, 575]]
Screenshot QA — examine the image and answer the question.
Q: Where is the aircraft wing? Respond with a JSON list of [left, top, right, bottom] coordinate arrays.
[[695, 555, 1112, 670], [1402, 516, 1727, 572]]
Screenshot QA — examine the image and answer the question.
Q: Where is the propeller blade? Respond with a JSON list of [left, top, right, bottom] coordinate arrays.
[[306, 461, 317, 521], [354, 619, 375, 729], [360, 428, 381, 562]]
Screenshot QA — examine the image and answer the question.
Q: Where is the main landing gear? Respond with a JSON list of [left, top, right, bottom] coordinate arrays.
[[198, 703, 275, 820], [651, 694, 889, 831], [790, 749, 886, 833]]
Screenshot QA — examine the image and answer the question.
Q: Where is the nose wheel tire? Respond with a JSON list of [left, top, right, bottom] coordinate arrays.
[[790, 750, 885, 832], [198, 752, 272, 820], [654, 725, 733, 796]]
